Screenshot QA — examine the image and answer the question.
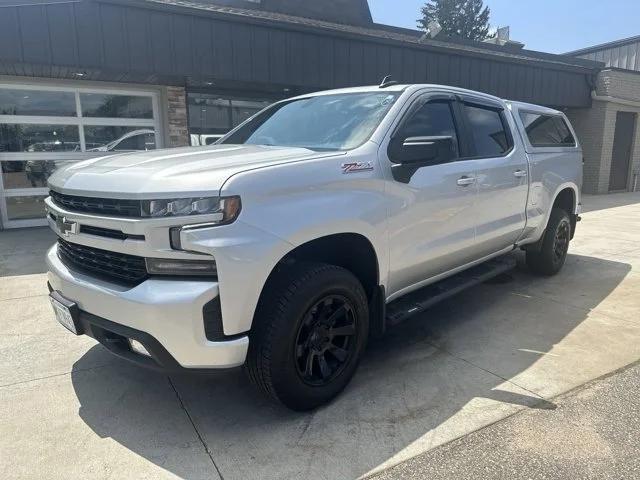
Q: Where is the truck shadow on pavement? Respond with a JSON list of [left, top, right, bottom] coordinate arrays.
[[70, 252, 633, 480]]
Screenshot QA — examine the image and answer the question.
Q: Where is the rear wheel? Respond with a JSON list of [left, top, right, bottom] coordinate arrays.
[[526, 208, 572, 276], [245, 262, 369, 411]]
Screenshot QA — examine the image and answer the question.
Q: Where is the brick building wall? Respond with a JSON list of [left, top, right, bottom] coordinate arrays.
[[166, 86, 189, 147], [566, 101, 608, 193], [566, 69, 640, 193], [597, 69, 640, 101]]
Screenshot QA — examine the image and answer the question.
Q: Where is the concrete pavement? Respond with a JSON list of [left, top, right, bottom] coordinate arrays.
[[1, 192, 639, 479]]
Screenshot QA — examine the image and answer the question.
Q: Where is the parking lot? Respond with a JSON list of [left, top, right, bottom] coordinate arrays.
[[1, 192, 639, 480]]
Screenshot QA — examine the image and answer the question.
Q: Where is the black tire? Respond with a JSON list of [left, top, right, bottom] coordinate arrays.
[[526, 207, 572, 276], [245, 262, 369, 411]]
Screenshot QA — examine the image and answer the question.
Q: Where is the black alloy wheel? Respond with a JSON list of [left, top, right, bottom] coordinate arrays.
[[294, 295, 358, 386], [553, 220, 571, 265], [526, 207, 572, 276]]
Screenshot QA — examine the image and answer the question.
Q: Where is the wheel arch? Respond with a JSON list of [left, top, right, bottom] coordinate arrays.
[[253, 232, 386, 336], [262, 233, 380, 298], [550, 184, 579, 239], [552, 186, 578, 216], [525, 183, 579, 253]]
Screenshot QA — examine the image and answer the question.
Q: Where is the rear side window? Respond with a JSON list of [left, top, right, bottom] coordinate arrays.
[[464, 104, 511, 157], [519, 112, 576, 147]]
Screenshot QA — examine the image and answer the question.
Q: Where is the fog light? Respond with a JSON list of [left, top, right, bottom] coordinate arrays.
[[128, 338, 151, 357]]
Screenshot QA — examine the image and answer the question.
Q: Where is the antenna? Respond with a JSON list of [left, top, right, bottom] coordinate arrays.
[[379, 75, 398, 88]]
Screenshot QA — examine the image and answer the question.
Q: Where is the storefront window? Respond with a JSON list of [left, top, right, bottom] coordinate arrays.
[[0, 84, 159, 228], [84, 127, 156, 152], [1, 160, 73, 189], [0, 88, 76, 117], [0, 124, 80, 152], [187, 92, 272, 145], [80, 93, 153, 119], [189, 97, 232, 133], [231, 99, 269, 126], [6, 195, 47, 221]]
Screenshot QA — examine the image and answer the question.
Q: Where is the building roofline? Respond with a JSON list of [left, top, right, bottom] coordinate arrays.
[[565, 35, 640, 56], [110, 0, 603, 74]]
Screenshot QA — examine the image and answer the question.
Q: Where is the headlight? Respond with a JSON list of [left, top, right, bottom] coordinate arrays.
[[145, 258, 217, 277], [141, 196, 241, 219]]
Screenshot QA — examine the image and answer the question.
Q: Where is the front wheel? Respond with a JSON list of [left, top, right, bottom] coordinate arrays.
[[526, 207, 572, 276], [245, 262, 369, 411]]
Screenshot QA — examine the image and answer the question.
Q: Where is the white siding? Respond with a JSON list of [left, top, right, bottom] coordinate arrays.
[[578, 40, 640, 72]]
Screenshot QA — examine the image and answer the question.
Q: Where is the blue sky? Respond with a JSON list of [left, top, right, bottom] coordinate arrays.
[[368, 0, 639, 54]]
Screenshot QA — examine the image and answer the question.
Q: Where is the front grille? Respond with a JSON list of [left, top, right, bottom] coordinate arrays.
[[57, 238, 148, 286], [50, 190, 142, 217], [80, 224, 145, 241]]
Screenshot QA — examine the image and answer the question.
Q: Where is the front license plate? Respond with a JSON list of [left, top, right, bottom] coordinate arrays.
[[49, 293, 80, 335]]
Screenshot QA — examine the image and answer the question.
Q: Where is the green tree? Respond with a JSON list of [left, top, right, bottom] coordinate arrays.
[[418, 0, 491, 41]]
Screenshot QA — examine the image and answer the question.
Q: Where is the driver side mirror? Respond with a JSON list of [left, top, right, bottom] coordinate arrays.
[[390, 135, 455, 165]]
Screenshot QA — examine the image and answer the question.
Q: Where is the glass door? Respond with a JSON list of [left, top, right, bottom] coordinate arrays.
[[0, 83, 161, 229]]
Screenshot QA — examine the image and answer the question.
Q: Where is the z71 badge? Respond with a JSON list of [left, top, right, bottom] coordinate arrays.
[[341, 162, 374, 174]]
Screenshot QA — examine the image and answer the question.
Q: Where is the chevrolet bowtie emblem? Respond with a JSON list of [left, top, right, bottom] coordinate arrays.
[[56, 216, 79, 236]]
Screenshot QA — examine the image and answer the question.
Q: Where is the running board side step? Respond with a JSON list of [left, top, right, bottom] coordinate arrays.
[[385, 254, 517, 326]]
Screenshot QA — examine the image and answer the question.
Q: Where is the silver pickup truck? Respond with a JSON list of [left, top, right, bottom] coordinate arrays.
[[46, 83, 582, 410]]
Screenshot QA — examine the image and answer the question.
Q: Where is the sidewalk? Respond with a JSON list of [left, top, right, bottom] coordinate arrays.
[[374, 361, 640, 479]]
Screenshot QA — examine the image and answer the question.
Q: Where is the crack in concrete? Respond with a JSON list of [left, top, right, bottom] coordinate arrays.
[[0, 293, 48, 302], [167, 376, 225, 480], [0, 361, 116, 389]]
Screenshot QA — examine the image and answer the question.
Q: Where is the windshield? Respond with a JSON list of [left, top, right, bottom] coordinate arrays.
[[221, 92, 400, 151]]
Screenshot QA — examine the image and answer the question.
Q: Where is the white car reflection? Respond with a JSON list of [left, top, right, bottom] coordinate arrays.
[[87, 129, 155, 152]]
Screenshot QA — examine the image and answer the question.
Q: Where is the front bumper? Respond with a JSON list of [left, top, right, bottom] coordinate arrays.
[[46, 244, 249, 370]]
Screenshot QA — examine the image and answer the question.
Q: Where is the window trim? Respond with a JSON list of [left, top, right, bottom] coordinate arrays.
[[518, 110, 577, 148], [457, 98, 515, 161]]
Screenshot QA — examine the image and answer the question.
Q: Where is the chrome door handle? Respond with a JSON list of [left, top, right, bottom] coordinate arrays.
[[513, 169, 528, 178], [457, 176, 477, 186]]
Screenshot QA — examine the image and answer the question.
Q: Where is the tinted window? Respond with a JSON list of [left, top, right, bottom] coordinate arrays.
[[465, 104, 510, 157], [553, 117, 575, 145], [520, 112, 576, 147], [400, 101, 459, 157]]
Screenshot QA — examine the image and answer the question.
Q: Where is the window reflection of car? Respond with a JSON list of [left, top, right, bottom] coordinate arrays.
[[87, 129, 155, 152], [26, 141, 81, 152]]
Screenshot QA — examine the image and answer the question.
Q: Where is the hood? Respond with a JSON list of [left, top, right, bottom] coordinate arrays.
[[48, 144, 341, 198]]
